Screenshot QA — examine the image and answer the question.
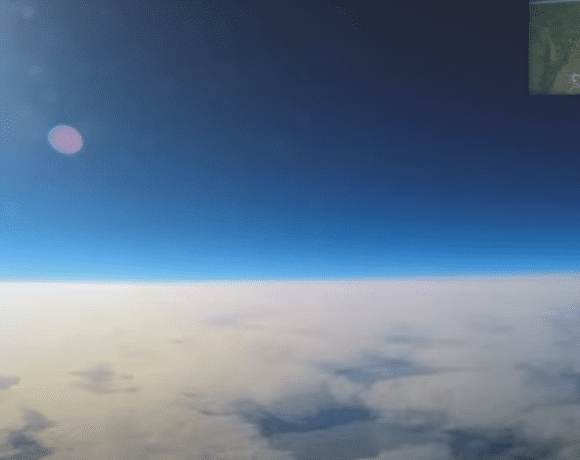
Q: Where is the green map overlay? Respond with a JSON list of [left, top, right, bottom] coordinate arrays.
[[530, 2, 580, 94]]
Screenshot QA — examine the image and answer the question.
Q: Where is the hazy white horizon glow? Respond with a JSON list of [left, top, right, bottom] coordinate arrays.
[[1, 271, 578, 293]]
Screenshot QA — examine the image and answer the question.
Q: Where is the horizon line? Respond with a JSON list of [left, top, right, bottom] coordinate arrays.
[[0, 269, 578, 286]]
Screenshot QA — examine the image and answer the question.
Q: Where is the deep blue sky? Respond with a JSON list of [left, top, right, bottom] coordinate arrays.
[[1, 0, 579, 282]]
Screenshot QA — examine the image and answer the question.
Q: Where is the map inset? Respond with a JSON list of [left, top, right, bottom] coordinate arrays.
[[530, 1, 580, 94]]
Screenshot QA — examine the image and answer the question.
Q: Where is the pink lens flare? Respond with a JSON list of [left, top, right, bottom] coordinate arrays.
[[47, 125, 83, 154]]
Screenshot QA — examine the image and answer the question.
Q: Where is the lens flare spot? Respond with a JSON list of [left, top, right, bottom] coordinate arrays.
[[47, 125, 83, 155]]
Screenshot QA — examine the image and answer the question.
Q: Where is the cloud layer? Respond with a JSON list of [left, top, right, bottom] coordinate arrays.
[[0, 276, 579, 459]]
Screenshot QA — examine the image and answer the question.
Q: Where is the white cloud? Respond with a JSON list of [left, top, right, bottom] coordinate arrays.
[[0, 276, 579, 459]]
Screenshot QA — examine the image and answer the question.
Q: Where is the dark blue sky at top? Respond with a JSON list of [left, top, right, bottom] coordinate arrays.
[[1, 0, 579, 282]]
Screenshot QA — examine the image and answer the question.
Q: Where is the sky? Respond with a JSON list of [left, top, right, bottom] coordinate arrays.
[[1, 0, 579, 283]]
